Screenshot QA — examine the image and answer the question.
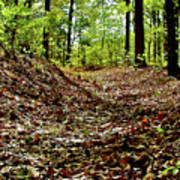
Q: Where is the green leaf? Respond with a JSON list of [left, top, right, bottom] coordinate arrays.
[[176, 160, 180, 166], [67, 96, 73, 101], [25, 136, 33, 144], [162, 166, 173, 175], [0, 1, 4, 6], [154, 90, 161, 97], [83, 129, 91, 135], [172, 168, 179, 176], [97, 118, 103, 122], [164, 76, 171, 81], [157, 128, 164, 133]]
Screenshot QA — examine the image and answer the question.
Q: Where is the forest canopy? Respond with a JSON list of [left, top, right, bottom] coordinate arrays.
[[0, 0, 179, 76]]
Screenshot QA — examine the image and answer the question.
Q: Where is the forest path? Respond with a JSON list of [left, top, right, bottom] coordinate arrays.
[[0, 57, 179, 179], [66, 66, 180, 133]]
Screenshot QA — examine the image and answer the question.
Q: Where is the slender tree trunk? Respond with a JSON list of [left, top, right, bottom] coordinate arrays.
[[22, 0, 32, 56], [147, 18, 152, 63], [165, 0, 179, 77], [147, 41, 151, 63], [28, 0, 32, 8], [157, 10, 161, 63], [12, 0, 19, 44], [62, 41, 66, 66], [125, 0, 130, 56], [163, 13, 168, 63], [66, 0, 75, 63], [135, 0, 146, 66], [101, 32, 105, 49], [43, 0, 51, 61], [152, 10, 157, 62], [24, 0, 32, 8], [78, 27, 86, 66], [12, 0, 18, 59], [78, 23, 81, 58], [108, 40, 113, 66], [81, 46, 86, 66], [101, 0, 105, 49]]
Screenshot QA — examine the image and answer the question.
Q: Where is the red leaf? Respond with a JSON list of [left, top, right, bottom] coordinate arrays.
[[2, 88, 8, 93], [105, 87, 112, 92], [65, 125, 72, 131], [56, 109, 63, 116], [0, 111, 4, 117], [69, 115, 74, 121], [33, 135, 40, 143], [119, 159, 128, 164], [32, 120, 40, 126], [141, 118, 148, 126], [157, 111, 164, 121], [141, 118, 149, 131], [131, 127, 135, 135], [60, 169, 73, 178], [117, 96, 123, 100], [0, 137, 4, 142], [47, 166, 54, 176]]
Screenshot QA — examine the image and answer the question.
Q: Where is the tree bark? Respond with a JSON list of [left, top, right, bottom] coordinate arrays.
[[28, 0, 32, 8], [24, 0, 32, 8], [157, 10, 161, 63], [11, 0, 18, 60], [101, 0, 105, 49], [163, 12, 168, 62], [66, 0, 75, 63], [165, 0, 179, 77], [152, 10, 157, 62], [135, 0, 146, 66], [15, 0, 18, 5], [125, 0, 130, 55], [43, 0, 51, 61], [147, 18, 152, 63]]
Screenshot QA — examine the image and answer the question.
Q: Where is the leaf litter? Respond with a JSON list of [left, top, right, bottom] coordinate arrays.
[[0, 57, 180, 179]]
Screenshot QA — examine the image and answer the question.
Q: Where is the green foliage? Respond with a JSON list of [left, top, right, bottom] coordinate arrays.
[[162, 160, 180, 176], [0, 0, 64, 57], [0, 0, 179, 68], [156, 127, 165, 133]]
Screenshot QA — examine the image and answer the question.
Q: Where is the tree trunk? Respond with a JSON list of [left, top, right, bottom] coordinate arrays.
[[157, 10, 161, 63], [43, 0, 51, 61], [135, 0, 146, 66], [125, 0, 130, 56], [101, 34, 105, 49], [66, 0, 75, 63], [11, 0, 19, 60], [81, 46, 86, 66], [22, 0, 32, 56], [152, 10, 157, 62], [165, 0, 179, 77], [163, 13, 168, 63], [62, 41, 66, 66], [15, 0, 18, 5], [147, 18, 152, 63], [108, 40, 113, 66], [12, 0, 19, 43], [24, 0, 32, 8], [28, 0, 32, 8], [101, 0, 105, 49]]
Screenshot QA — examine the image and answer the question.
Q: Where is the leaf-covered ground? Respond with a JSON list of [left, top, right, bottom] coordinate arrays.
[[0, 56, 179, 179]]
